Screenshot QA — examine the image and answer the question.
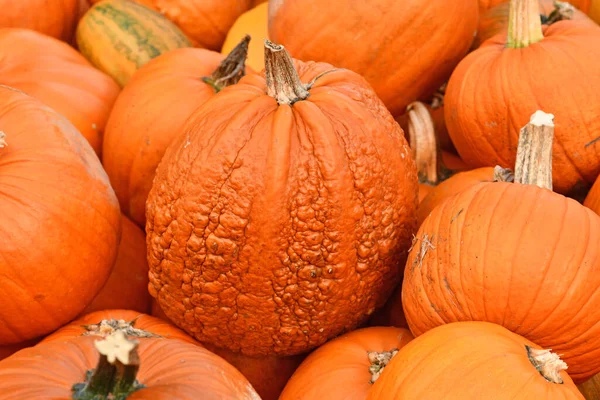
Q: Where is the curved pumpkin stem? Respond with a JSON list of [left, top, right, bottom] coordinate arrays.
[[526, 345, 568, 384], [203, 35, 250, 92], [264, 40, 310, 105], [514, 110, 554, 190], [407, 102, 438, 186], [507, 0, 544, 48], [367, 348, 399, 384], [0, 131, 6, 148], [72, 331, 145, 399]]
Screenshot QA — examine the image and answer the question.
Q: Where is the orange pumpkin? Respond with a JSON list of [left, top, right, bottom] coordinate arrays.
[[0, 330, 259, 399], [0, 338, 39, 362], [0, 85, 121, 345], [268, 0, 478, 116], [474, 0, 594, 48], [41, 309, 199, 345], [280, 327, 413, 399], [222, 1, 268, 71], [445, 0, 600, 195], [81, 215, 151, 315], [87, 0, 252, 50], [0, 28, 120, 155], [584, 177, 600, 215], [0, 0, 80, 42], [146, 41, 418, 357], [368, 322, 583, 399], [102, 37, 251, 227], [402, 110, 600, 383]]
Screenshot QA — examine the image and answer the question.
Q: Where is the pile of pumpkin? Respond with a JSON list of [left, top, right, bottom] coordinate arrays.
[[2, 0, 600, 398]]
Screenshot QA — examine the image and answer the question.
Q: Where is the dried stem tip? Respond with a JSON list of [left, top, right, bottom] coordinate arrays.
[[514, 110, 554, 190], [407, 102, 438, 185], [264, 40, 309, 105], [203, 35, 250, 92], [368, 348, 399, 384], [526, 345, 568, 384]]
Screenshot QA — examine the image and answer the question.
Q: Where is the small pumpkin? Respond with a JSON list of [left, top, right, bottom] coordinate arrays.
[[402, 110, 600, 382], [280, 327, 413, 399], [0, 330, 260, 399], [222, 2, 268, 71], [146, 41, 418, 357], [0, 85, 121, 345], [102, 36, 251, 227], [77, 0, 192, 87], [367, 322, 583, 399], [446, 0, 600, 195], [0, 28, 120, 155], [268, 0, 478, 116], [474, 0, 594, 48], [80, 215, 151, 315], [87, 0, 252, 51], [0, 0, 80, 42]]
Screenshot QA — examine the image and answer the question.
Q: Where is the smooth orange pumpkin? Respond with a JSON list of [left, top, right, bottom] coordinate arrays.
[[81, 216, 151, 315], [103, 37, 251, 227], [0, 330, 260, 399], [0, 0, 80, 42], [268, 0, 478, 116], [280, 327, 413, 399], [403, 111, 600, 382], [222, 2, 268, 71], [0, 85, 121, 345], [446, 0, 600, 195], [474, 0, 594, 48], [146, 41, 418, 357], [0, 28, 120, 155], [41, 309, 199, 345], [88, 0, 252, 51], [368, 322, 583, 399]]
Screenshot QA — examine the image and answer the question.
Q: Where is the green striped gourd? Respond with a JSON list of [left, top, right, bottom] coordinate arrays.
[[76, 0, 192, 87]]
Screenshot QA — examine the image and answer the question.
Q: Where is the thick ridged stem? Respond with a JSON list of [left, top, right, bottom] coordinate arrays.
[[367, 348, 399, 384], [514, 110, 554, 190], [507, 0, 544, 48], [526, 345, 568, 384], [264, 40, 309, 105], [407, 102, 438, 185], [203, 35, 250, 92]]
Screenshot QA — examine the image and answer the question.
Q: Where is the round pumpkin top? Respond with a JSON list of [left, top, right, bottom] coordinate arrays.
[[0, 334, 260, 399], [280, 326, 413, 400], [0, 85, 121, 345], [367, 321, 582, 399], [146, 42, 418, 357]]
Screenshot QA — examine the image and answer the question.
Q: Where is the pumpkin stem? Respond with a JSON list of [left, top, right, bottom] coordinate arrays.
[[543, 1, 575, 24], [430, 83, 446, 109], [526, 345, 568, 384], [72, 331, 145, 399], [0, 131, 6, 148], [493, 166, 515, 182], [407, 102, 438, 186], [81, 318, 162, 339], [514, 110, 554, 189], [507, 0, 544, 48], [202, 35, 250, 93], [367, 348, 399, 384], [264, 39, 310, 105]]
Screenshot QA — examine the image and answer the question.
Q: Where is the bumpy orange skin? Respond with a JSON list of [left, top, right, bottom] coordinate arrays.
[[0, 336, 259, 399], [0, 86, 121, 345], [42, 309, 200, 345], [0, 0, 80, 42], [280, 326, 413, 400], [88, 0, 252, 50], [0, 29, 120, 155], [146, 60, 418, 357], [417, 167, 495, 225], [81, 216, 151, 315], [402, 181, 600, 382], [445, 22, 600, 195], [368, 322, 583, 399], [268, 0, 478, 116], [102, 48, 231, 227]]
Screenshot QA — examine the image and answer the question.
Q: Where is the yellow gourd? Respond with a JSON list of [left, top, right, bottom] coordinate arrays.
[[221, 2, 268, 72]]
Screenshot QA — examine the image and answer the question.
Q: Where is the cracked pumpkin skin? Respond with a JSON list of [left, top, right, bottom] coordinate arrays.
[[402, 181, 600, 383], [146, 52, 418, 357]]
